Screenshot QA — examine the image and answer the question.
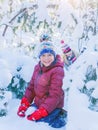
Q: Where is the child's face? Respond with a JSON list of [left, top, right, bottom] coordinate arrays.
[[40, 53, 54, 67]]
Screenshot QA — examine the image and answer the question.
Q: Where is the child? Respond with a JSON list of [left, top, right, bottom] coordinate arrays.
[[61, 40, 77, 69], [17, 42, 67, 128]]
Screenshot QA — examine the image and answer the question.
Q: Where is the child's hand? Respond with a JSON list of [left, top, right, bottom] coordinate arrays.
[[27, 107, 48, 121], [17, 97, 30, 117]]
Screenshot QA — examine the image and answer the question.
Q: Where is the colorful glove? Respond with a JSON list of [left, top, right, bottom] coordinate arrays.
[[17, 97, 30, 117], [27, 107, 48, 121]]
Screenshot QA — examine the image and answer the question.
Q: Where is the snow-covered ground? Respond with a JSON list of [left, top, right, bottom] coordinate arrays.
[[0, 99, 65, 130]]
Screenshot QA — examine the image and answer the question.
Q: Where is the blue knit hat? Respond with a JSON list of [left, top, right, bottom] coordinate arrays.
[[39, 42, 56, 58]]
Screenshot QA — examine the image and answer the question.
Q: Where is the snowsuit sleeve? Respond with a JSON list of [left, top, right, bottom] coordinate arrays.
[[40, 67, 64, 113]]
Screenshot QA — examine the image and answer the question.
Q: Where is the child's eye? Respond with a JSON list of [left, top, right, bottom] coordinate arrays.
[[48, 54, 52, 56], [42, 54, 45, 57]]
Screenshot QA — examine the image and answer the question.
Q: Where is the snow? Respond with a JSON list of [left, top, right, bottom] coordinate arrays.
[[0, 99, 65, 130], [0, 0, 98, 130], [0, 98, 66, 130], [0, 59, 12, 88], [64, 49, 98, 130]]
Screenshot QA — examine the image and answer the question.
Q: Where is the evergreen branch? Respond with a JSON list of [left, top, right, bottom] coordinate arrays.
[[2, 8, 27, 36]]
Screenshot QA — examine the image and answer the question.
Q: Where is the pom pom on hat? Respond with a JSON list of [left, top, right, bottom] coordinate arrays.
[[39, 42, 56, 58], [60, 40, 64, 44], [40, 34, 51, 42]]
